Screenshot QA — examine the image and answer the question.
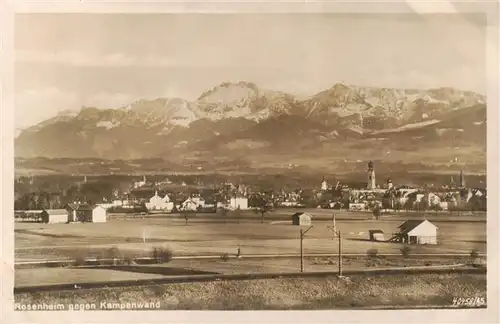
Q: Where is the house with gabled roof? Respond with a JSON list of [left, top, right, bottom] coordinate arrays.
[[40, 209, 69, 224], [66, 203, 107, 223], [392, 219, 438, 245]]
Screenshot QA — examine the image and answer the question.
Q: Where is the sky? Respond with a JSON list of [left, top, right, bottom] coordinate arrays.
[[14, 13, 487, 130]]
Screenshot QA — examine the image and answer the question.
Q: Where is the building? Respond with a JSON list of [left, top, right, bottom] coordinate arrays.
[[369, 229, 385, 241], [367, 160, 376, 190], [89, 205, 107, 223], [349, 203, 366, 211], [181, 198, 200, 211], [133, 176, 147, 189], [96, 203, 115, 210], [395, 220, 438, 244], [292, 212, 312, 226], [459, 169, 466, 188], [40, 209, 69, 224], [145, 191, 174, 211], [321, 178, 328, 191], [229, 196, 248, 210], [66, 203, 107, 223]]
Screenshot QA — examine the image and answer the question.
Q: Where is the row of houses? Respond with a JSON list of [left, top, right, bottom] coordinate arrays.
[[348, 188, 486, 211], [16, 204, 107, 224], [97, 189, 250, 212]]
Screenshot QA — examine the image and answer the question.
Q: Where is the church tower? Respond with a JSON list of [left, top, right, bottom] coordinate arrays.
[[367, 160, 376, 190], [321, 177, 328, 191], [459, 169, 466, 188]]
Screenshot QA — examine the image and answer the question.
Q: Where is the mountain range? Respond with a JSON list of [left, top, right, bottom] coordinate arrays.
[[15, 81, 487, 172]]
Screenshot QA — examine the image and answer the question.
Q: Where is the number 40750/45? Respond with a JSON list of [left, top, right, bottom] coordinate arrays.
[[452, 297, 486, 307]]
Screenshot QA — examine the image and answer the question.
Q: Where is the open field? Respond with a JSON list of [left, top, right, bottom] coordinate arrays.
[[14, 268, 167, 288], [15, 210, 486, 262], [15, 255, 477, 288], [14, 272, 487, 310], [14, 209, 486, 288]]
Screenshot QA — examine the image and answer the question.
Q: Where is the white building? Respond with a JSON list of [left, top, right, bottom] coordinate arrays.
[[229, 196, 248, 210], [427, 193, 441, 206], [321, 179, 328, 191], [90, 205, 107, 223], [349, 203, 366, 211], [133, 176, 147, 189], [182, 198, 200, 211], [398, 220, 438, 244], [41, 209, 69, 224], [145, 191, 174, 211]]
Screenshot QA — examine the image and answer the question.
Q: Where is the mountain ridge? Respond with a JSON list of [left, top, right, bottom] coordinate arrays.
[[15, 82, 486, 164]]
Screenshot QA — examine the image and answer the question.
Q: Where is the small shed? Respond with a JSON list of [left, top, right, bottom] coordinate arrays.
[[398, 219, 438, 244], [66, 204, 107, 223], [41, 209, 69, 224], [292, 212, 312, 226], [369, 229, 385, 241], [90, 205, 107, 223]]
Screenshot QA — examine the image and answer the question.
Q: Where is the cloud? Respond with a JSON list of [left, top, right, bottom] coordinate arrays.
[[15, 87, 79, 129], [83, 92, 137, 109], [15, 50, 178, 68], [15, 87, 144, 130]]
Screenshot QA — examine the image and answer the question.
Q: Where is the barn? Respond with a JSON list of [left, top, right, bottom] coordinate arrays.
[[89, 205, 107, 223], [40, 209, 69, 224], [66, 204, 107, 223], [292, 212, 312, 226], [397, 220, 438, 244]]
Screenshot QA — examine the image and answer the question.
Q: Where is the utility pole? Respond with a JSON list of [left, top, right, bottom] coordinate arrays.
[[300, 225, 314, 272], [328, 222, 343, 277], [338, 231, 343, 276]]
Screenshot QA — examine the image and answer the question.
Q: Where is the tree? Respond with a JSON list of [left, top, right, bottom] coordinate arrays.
[[254, 196, 272, 224], [418, 198, 429, 216], [182, 210, 189, 226], [393, 200, 402, 213], [429, 204, 442, 216]]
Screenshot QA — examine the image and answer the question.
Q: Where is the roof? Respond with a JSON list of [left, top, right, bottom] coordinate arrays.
[[369, 229, 384, 234], [292, 212, 312, 218], [42, 209, 69, 215], [66, 203, 79, 211], [129, 189, 155, 199], [204, 197, 215, 204], [398, 220, 437, 234], [66, 203, 97, 211]]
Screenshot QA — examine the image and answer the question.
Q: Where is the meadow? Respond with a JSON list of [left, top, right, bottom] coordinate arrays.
[[14, 209, 486, 287], [15, 209, 486, 261]]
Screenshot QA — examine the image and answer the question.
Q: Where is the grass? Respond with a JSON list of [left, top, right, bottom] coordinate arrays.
[[14, 272, 487, 310], [15, 255, 475, 288], [14, 268, 166, 288], [15, 211, 486, 263]]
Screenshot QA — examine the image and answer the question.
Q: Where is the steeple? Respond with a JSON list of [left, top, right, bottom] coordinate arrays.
[[367, 161, 376, 190], [459, 169, 466, 188], [321, 177, 328, 191]]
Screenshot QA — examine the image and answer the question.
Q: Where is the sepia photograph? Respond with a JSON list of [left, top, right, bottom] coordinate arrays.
[[4, 2, 498, 319]]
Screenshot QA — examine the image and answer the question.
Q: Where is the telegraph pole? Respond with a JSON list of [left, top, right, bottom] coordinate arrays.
[[338, 231, 343, 276], [328, 218, 343, 277], [299, 225, 313, 272]]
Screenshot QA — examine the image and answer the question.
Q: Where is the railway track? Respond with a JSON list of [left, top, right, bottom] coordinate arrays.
[[15, 252, 486, 267]]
